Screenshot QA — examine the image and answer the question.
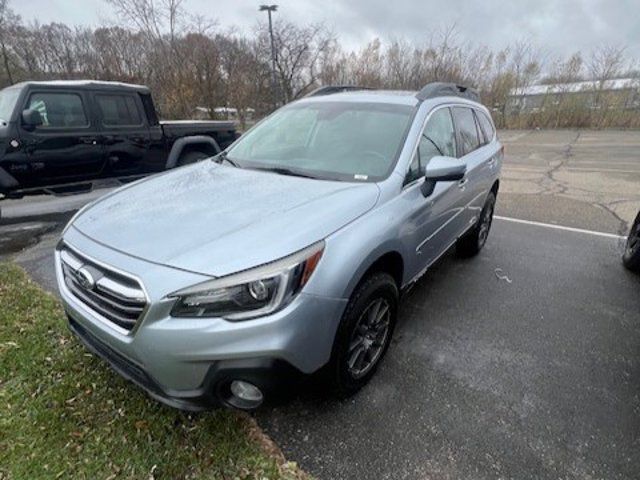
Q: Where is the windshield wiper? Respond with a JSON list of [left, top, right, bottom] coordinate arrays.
[[253, 166, 318, 179], [214, 151, 240, 168]]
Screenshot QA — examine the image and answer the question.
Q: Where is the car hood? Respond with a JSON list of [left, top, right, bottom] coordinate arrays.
[[72, 162, 379, 277]]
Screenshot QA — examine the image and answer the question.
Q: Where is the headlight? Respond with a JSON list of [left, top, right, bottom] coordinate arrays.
[[169, 241, 324, 320]]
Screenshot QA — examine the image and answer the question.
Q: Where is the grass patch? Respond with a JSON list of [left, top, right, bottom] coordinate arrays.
[[0, 263, 305, 479]]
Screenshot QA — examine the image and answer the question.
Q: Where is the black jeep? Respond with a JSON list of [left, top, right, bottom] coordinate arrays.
[[0, 80, 238, 198]]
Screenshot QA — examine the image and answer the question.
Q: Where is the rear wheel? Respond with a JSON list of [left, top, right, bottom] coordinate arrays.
[[177, 150, 209, 167], [328, 272, 398, 397], [456, 191, 496, 257], [623, 212, 640, 272]]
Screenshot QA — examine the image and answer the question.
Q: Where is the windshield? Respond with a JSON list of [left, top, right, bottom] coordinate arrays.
[[227, 101, 416, 181], [0, 87, 21, 123]]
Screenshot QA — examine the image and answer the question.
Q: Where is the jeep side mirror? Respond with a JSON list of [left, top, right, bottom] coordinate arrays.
[[22, 109, 43, 129], [421, 155, 466, 197]]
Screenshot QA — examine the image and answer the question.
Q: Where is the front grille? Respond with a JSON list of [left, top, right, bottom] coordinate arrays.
[[60, 245, 147, 332]]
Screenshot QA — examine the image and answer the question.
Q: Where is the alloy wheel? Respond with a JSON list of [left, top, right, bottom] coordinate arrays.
[[347, 298, 392, 379]]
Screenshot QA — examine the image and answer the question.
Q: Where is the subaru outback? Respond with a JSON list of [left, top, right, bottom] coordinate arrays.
[[56, 82, 503, 410]]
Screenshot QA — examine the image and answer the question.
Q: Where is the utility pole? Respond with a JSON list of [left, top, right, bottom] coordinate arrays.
[[259, 4, 279, 108]]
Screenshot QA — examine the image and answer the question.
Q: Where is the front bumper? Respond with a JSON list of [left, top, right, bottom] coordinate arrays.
[[68, 316, 302, 410], [57, 229, 347, 409]]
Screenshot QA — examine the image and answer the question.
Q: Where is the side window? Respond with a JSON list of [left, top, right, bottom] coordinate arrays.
[[27, 92, 88, 128], [452, 107, 480, 156], [96, 94, 142, 126], [405, 108, 456, 184], [476, 111, 495, 145]]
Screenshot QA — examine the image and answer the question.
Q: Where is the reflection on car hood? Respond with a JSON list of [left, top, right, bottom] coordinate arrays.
[[72, 161, 379, 277]]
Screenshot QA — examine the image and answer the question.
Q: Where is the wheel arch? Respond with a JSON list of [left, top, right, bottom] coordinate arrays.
[[166, 136, 221, 169], [343, 249, 404, 300]]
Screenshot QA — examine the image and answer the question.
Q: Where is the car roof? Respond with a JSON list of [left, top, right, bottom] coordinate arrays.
[[11, 80, 150, 94]]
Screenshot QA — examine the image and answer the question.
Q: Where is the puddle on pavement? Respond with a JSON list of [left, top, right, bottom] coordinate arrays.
[[0, 222, 60, 257]]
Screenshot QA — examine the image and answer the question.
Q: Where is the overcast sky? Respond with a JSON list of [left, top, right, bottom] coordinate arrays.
[[21, 0, 640, 61]]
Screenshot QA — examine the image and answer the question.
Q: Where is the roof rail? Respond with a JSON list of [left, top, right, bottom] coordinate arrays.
[[305, 85, 371, 97], [416, 82, 480, 102]]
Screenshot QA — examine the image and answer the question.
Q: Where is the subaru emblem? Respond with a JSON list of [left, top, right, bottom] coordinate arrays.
[[75, 267, 95, 290]]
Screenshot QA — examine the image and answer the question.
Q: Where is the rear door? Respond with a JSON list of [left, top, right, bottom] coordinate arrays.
[[92, 91, 151, 176], [19, 89, 104, 185], [451, 106, 488, 228]]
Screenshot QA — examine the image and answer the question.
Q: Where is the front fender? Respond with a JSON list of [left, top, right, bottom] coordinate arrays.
[[304, 206, 409, 300]]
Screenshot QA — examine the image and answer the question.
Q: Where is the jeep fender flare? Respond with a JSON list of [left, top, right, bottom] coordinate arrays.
[[165, 136, 221, 169]]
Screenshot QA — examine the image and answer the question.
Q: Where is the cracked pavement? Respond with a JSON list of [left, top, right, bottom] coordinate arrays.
[[496, 129, 640, 235]]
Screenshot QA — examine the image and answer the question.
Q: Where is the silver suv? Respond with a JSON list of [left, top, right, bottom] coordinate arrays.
[[56, 82, 503, 410]]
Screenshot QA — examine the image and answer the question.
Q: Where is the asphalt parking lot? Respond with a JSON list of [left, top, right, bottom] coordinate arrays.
[[1, 129, 640, 479]]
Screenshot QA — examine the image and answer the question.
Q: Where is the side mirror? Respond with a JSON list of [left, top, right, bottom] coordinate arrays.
[[421, 155, 466, 197], [22, 109, 43, 129]]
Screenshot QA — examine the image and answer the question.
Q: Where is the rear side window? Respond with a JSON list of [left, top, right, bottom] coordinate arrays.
[[96, 94, 142, 126], [452, 107, 480, 156], [28, 92, 88, 128], [476, 111, 495, 144]]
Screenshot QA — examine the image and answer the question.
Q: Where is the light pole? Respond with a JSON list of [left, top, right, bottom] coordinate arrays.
[[259, 4, 279, 108]]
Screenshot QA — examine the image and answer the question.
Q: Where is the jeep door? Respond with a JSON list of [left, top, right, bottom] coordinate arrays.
[[400, 106, 469, 280], [18, 90, 105, 187], [92, 92, 152, 176]]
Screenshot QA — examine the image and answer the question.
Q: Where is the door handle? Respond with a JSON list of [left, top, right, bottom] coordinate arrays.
[[458, 178, 468, 189], [488, 158, 496, 168]]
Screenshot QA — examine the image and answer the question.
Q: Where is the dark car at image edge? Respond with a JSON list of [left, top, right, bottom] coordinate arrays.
[[0, 80, 239, 199]]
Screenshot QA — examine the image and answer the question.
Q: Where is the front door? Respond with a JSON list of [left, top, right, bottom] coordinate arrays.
[[402, 106, 468, 280], [19, 90, 104, 187]]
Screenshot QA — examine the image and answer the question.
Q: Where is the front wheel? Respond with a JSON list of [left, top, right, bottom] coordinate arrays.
[[456, 191, 496, 257], [328, 272, 399, 397], [623, 212, 640, 272]]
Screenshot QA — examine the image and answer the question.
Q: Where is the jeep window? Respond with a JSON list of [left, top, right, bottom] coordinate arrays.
[[452, 107, 480, 156], [0, 87, 20, 123], [406, 107, 457, 184], [96, 94, 142, 126], [27, 92, 88, 128], [227, 101, 415, 182]]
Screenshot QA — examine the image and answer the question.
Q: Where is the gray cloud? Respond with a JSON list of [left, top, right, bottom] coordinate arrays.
[[22, 0, 640, 60]]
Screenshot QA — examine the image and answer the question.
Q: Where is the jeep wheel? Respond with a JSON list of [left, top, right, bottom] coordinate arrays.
[[456, 191, 496, 257], [623, 211, 640, 272], [328, 272, 398, 397]]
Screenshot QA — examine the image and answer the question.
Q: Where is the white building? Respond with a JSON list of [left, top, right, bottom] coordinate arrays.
[[507, 78, 640, 112]]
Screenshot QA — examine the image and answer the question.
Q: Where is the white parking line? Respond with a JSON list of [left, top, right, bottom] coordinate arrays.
[[494, 215, 626, 240]]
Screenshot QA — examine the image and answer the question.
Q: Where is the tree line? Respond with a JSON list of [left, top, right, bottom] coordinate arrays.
[[0, 0, 637, 128]]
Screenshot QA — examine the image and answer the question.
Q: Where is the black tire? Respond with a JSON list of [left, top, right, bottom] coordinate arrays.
[[328, 272, 399, 397], [623, 211, 640, 272], [177, 150, 209, 167], [456, 191, 496, 257]]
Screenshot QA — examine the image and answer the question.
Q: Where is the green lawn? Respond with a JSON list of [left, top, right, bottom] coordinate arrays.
[[0, 263, 305, 480]]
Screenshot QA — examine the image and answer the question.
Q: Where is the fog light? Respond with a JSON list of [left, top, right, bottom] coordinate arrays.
[[229, 380, 264, 408]]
